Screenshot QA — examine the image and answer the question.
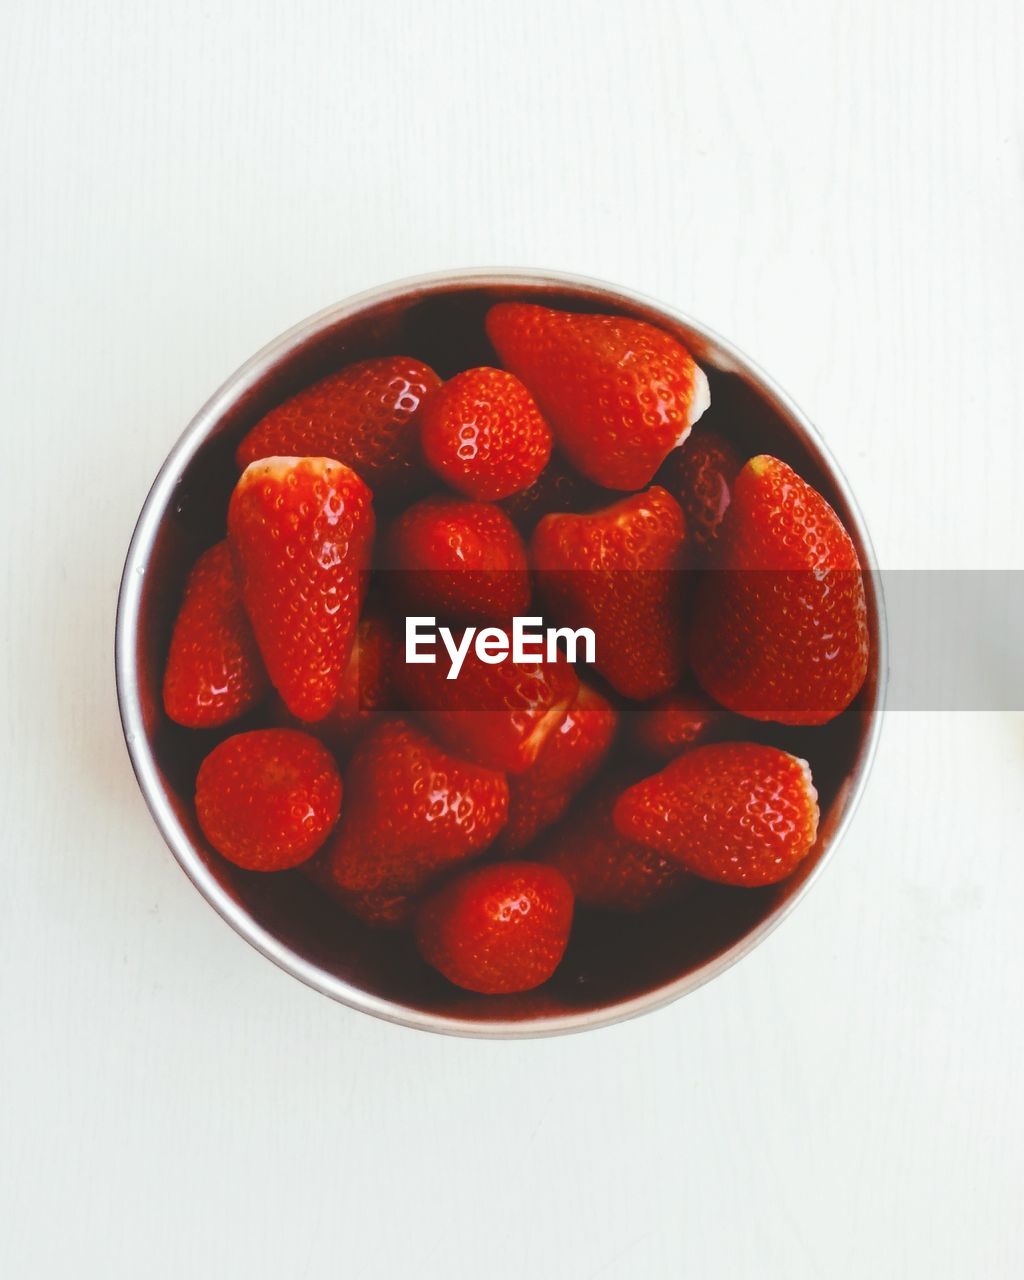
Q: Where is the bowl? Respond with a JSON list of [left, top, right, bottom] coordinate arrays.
[[115, 268, 887, 1037]]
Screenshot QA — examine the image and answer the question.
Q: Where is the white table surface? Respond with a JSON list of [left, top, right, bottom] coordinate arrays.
[[2, 2, 1022, 1276]]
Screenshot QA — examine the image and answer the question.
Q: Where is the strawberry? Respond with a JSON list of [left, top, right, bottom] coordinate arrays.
[[162, 541, 268, 728], [495, 683, 617, 853], [396, 643, 578, 774], [195, 728, 342, 871], [415, 861, 574, 994], [537, 792, 693, 912], [660, 429, 741, 555], [486, 302, 709, 490], [613, 741, 819, 886], [339, 887, 418, 929], [266, 608, 397, 751], [384, 496, 531, 624], [325, 608, 397, 740], [420, 367, 552, 500], [322, 718, 508, 897], [235, 356, 440, 498], [335, 609, 395, 715], [500, 451, 612, 534], [629, 688, 720, 760], [689, 455, 869, 724], [491, 791, 568, 861], [228, 457, 375, 722], [303, 851, 417, 929], [531, 485, 688, 701]]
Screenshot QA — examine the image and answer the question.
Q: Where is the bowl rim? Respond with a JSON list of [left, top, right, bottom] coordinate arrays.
[[115, 266, 888, 1039]]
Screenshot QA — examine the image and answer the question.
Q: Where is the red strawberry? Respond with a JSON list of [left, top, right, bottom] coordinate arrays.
[[495, 683, 618, 853], [384, 496, 531, 624], [266, 609, 397, 752], [415, 861, 574, 994], [339, 887, 418, 929], [613, 741, 819, 887], [500, 451, 612, 534], [396, 643, 578, 774], [195, 728, 342, 871], [689, 455, 869, 724], [235, 357, 440, 498], [228, 457, 375, 722], [303, 852, 417, 929], [491, 791, 568, 860], [629, 688, 720, 760], [660, 429, 741, 555], [537, 792, 693, 912], [325, 609, 397, 740], [335, 609, 395, 714], [420, 367, 552, 500], [162, 541, 268, 728], [322, 718, 508, 897], [531, 485, 688, 701], [486, 302, 709, 490]]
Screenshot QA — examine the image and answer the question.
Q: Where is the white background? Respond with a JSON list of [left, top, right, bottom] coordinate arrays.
[[2, 1, 1022, 1276]]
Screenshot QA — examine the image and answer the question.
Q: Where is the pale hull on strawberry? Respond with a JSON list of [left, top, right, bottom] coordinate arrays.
[[228, 456, 375, 723], [614, 742, 821, 888], [487, 302, 710, 490], [689, 455, 870, 725], [494, 683, 618, 855], [395, 640, 580, 775]]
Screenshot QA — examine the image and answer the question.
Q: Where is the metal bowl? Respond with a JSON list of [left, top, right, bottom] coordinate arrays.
[[115, 269, 887, 1037]]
